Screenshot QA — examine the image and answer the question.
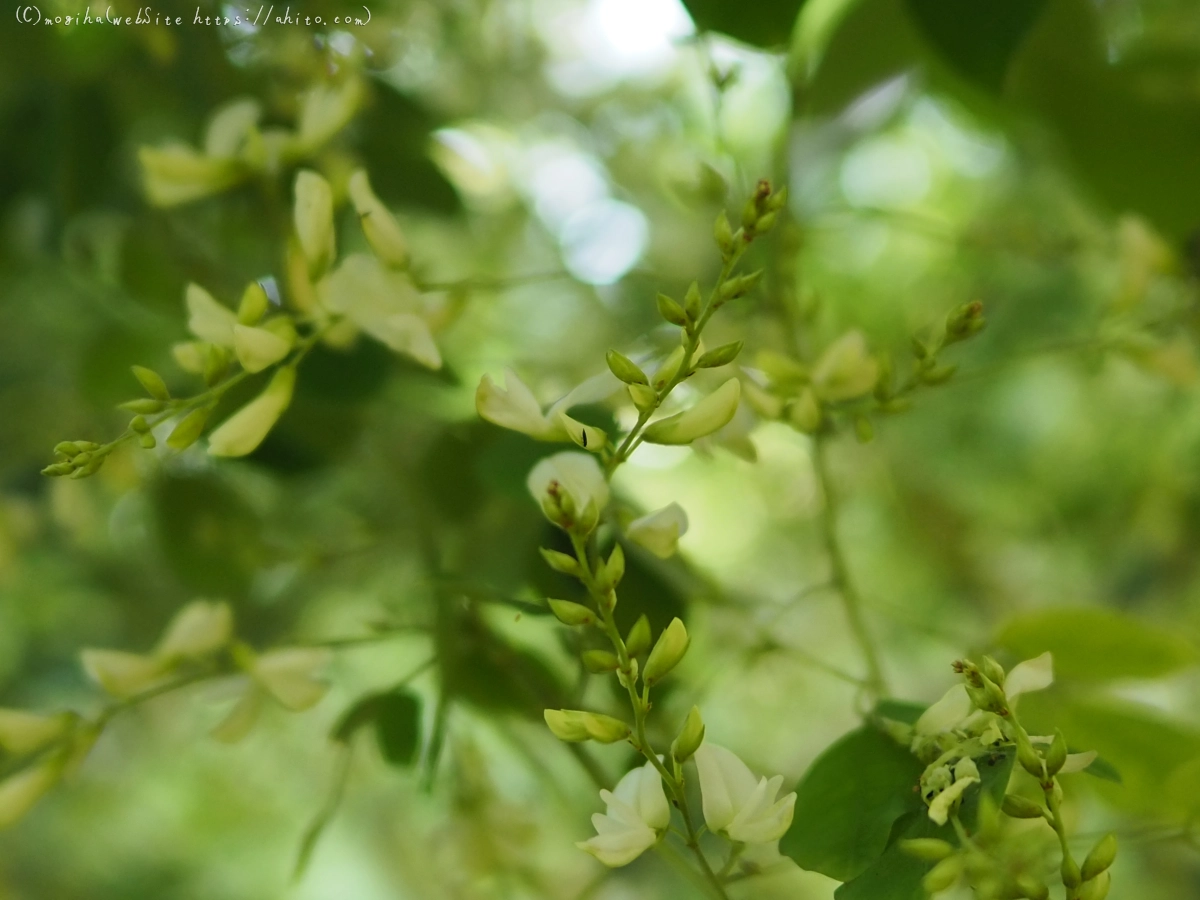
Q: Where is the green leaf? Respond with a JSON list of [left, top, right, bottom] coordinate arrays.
[[903, 0, 1047, 93], [682, 0, 804, 48], [780, 722, 924, 881], [835, 750, 1013, 900], [996, 608, 1198, 681], [374, 690, 423, 767]]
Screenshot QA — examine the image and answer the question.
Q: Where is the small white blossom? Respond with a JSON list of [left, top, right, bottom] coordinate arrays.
[[576, 761, 669, 867], [695, 743, 796, 844], [207, 366, 296, 457], [627, 503, 689, 559], [812, 331, 879, 402], [1005, 652, 1054, 702], [527, 452, 610, 516], [927, 758, 980, 826], [211, 647, 332, 744]]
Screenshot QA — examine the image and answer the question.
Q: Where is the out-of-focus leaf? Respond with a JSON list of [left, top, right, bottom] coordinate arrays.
[[683, 0, 804, 48], [835, 750, 1013, 900], [1019, 691, 1200, 816], [780, 721, 924, 880], [374, 690, 423, 767], [875, 699, 926, 725], [152, 471, 264, 596], [903, 0, 1047, 93], [1007, 0, 1200, 240], [358, 88, 460, 214], [996, 608, 1198, 681]]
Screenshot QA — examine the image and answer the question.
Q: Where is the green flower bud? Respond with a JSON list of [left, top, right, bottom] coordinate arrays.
[[1018, 741, 1045, 780], [899, 838, 955, 861], [539, 547, 582, 577], [653, 347, 686, 390], [548, 599, 595, 627], [980, 656, 1006, 689], [348, 169, 409, 269], [754, 211, 777, 233], [606, 350, 649, 385], [1077, 871, 1110, 900], [203, 345, 231, 387], [207, 366, 295, 457], [922, 855, 963, 893], [628, 383, 658, 412], [643, 618, 689, 686], [767, 186, 788, 211], [293, 170, 335, 276], [919, 363, 958, 385], [54, 441, 82, 459], [118, 398, 164, 414], [597, 544, 625, 592], [1045, 730, 1068, 778], [1001, 794, 1045, 819], [1081, 833, 1117, 882], [683, 281, 702, 319], [583, 650, 620, 673], [625, 614, 651, 657], [717, 270, 762, 303], [544, 709, 630, 744], [696, 341, 744, 369], [41, 463, 72, 477], [237, 281, 270, 326], [788, 388, 822, 434], [1062, 855, 1082, 889], [139, 433, 157, 450], [671, 706, 705, 762], [656, 292, 689, 327], [129, 416, 150, 434], [714, 210, 735, 259], [1015, 875, 1049, 900], [167, 407, 211, 451], [132, 365, 171, 401]]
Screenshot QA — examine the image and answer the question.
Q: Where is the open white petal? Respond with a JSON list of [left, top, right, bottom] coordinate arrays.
[[156, 600, 233, 661], [526, 451, 610, 514], [915, 684, 973, 735], [1005, 652, 1054, 700], [695, 743, 759, 835], [252, 647, 331, 710], [628, 503, 689, 559]]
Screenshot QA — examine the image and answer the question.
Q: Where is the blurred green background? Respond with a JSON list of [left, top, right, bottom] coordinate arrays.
[[2, 0, 1200, 897]]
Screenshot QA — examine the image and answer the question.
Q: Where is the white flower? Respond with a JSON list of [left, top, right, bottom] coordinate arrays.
[[293, 170, 335, 272], [914, 684, 973, 736], [138, 145, 243, 208], [203, 98, 261, 159], [927, 758, 980, 826], [186, 283, 237, 346], [642, 379, 741, 445], [527, 452, 610, 516], [695, 743, 796, 844], [577, 761, 669, 867], [233, 324, 293, 374], [627, 503, 689, 558], [211, 647, 332, 744], [1005, 652, 1054, 703], [348, 169, 409, 268], [207, 366, 296, 457], [812, 331, 879, 402], [476, 369, 619, 446], [319, 254, 441, 369]]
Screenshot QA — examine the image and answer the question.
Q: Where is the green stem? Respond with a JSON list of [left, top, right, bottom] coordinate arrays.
[[812, 434, 887, 700]]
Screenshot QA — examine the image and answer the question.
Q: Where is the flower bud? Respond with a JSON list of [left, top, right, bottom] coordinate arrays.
[[1062, 855, 1082, 889], [653, 346, 686, 390], [625, 615, 652, 657], [717, 270, 762, 304], [671, 706, 705, 762], [684, 281, 702, 319], [1045, 730, 1068, 778], [606, 350, 649, 385], [1001, 794, 1045, 819], [544, 709, 629, 743], [539, 547, 582, 577], [628, 383, 658, 412], [293, 170, 335, 275], [1018, 741, 1045, 780], [919, 363, 958, 385], [53, 441, 82, 459], [583, 650, 620, 673], [1077, 871, 1110, 900], [656, 292, 689, 327], [132, 365, 171, 401], [548, 599, 595, 627], [167, 407, 211, 451], [237, 281, 270, 325], [119, 398, 164, 414], [627, 503, 688, 559], [207, 366, 296, 457], [1015, 875, 1049, 900], [714, 210, 735, 259], [597, 544, 625, 592], [348, 169, 409, 269], [900, 838, 955, 861], [643, 618, 689, 686], [922, 855, 963, 893], [980, 655, 1006, 689], [234, 324, 293, 373], [696, 341, 743, 369], [1081, 833, 1117, 882], [139, 433, 157, 449], [0, 710, 74, 757], [642, 379, 740, 445], [788, 388, 822, 433], [813, 331, 879, 402]]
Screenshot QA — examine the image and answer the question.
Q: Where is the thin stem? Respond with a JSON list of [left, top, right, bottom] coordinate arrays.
[[414, 270, 573, 292], [812, 434, 887, 700]]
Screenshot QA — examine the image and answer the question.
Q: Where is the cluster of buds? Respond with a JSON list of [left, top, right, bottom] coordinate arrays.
[[738, 178, 788, 244], [905, 300, 987, 389], [41, 440, 106, 479]]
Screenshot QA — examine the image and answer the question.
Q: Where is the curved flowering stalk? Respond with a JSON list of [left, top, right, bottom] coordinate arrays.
[[476, 182, 796, 898], [42, 166, 446, 479], [0, 600, 335, 829], [892, 653, 1117, 900]]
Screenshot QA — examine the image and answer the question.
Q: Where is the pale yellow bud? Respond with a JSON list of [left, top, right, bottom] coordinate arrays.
[[207, 366, 296, 457], [348, 169, 409, 268]]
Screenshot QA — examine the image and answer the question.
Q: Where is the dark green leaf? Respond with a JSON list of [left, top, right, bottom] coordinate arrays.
[[375, 691, 423, 767], [780, 722, 924, 881], [682, 0, 804, 48]]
